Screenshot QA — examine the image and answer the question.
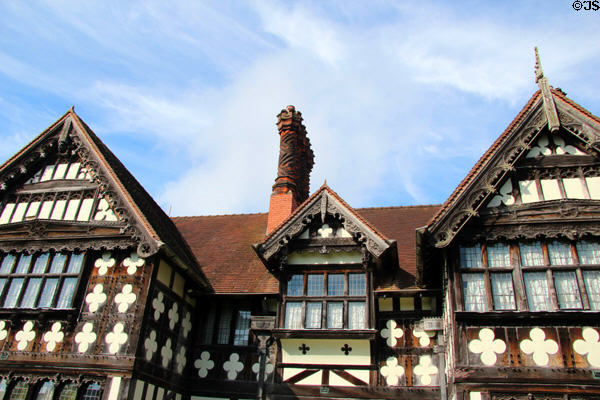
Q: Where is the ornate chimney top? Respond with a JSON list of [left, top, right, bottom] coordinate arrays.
[[267, 106, 314, 234]]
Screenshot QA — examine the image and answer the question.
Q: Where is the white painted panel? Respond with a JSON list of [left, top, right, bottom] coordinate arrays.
[[328, 369, 369, 386], [281, 339, 370, 365], [77, 167, 88, 180], [176, 395, 182, 400], [157, 260, 172, 286], [25, 201, 40, 220], [0, 203, 15, 224], [519, 180, 540, 203], [282, 367, 322, 385], [10, 202, 28, 223], [51, 200, 67, 220], [144, 384, 155, 400], [400, 297, 414, 310], [77, 198, 94, 221], [299, 229, 309, 239], [65, 163, 80, 179], [54, 163, 68, 179], [378, 298, 393, 312], [38, 201, 54, 219], [156, 387, 164, 400], [541, 179, 562, 200], [287, 251, 362, 265], [63, 199, 80, 220], [107, 376, 121, 400], [586, 177, 600, 199], [563, 178, 586, 199], [41, 165, 55, 182], [132, 380, 144, 400]]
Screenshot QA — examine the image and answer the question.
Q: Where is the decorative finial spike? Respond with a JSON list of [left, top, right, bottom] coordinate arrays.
[[534, 46, 544, 83], [323, 179, 327, 186]]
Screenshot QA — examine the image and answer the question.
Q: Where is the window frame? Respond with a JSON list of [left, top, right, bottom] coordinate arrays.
[[281, 268, 369, 330], [458, 240, 598, 312]]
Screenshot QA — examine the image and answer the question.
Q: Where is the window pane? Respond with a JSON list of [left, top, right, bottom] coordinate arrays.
[[233, 310, 251, 346], [554, 271, 582, 309], [81, 383, 102, 400], [58, 383, 77, 400], [216, 304, 232, 344], [32, 253, 50, 273], [9, 381, 29, 400], [327, 302, 343, 328], [524, 272, 552, 311], [487, 243, 510, 267], [459, 245, 482, 268], [15, 254, 32, 274], [3, 278, 24, 308], [202, 303, 216, 344], [55, 278, 77, 309], [490, 273, 516, 310], [348, 273, 366, 296], [305, 302, 322, 329], [0, 254, 16, 274], [462, 273, 486, 312], [35, 381, 55, 400], [576, 240, 600, 264], [287, 275, 303, 296], [0, 379, 6, 399], [285, 302, 302, 329], [348, 302, 366, 329], [520, 242, 545, 266], [583, 271, 600, 310], [20, 278, 42, 308], [548, 241, 574, 265], [327, 274, 344, 296], [50, 254, 67, 273], [67, 253, 85, 273], [37, 278, 59, 308], [307, 274, 324, 296]]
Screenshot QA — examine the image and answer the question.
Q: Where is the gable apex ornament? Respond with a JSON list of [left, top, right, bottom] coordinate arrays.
[[534, 47, 560, 132]]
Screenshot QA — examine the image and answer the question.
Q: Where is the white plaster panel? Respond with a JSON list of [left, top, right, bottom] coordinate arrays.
[[287, 251, 362, 265], [586, 177, 600, 199], [65, 163, 80, 179], [10, 202, 28, 222], [156, 387, 164, 400], [173, 273, 185, 298], [519, 180, 540, 203], [132, 380, 144, 400], [563, 178, 586, 199], [145, 384, 155, 400], [400, 297, 414, 310], [38, 201, 53, 219], [378, 298, 393, 312], [77, 198, 94, 221], [41, 166, 55, 181], [157, 261, 172, 286], [107, 376, 121, 400], [54, 163, 68, 179], [540, 179, 561, 200], [0, 203, 15, 224], [282, 368, 322, 385], [281, 339, 370, 365], [328, 369, 369, 386], [63, 199, 80, 220], [50, 199, 66, 220], [25, 201, 40, 220]]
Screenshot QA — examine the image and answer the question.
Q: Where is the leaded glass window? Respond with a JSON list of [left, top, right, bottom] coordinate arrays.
[[520, 242, 545, 266], [327, 274, 344, 296], [487, 243, 510, 267], [348, 273, 365, 296], [306, 274, 324, 296], [462, 273, 486, 312], [327, 302, 343, 328], [583, 270, 600, 310], [548, 241, 574, 265], [524, 272, 552, 311], [81, 383, 102, 400], [490, 272, 516, 310], [348, 301, 366, 329], [233, 310, 251, 346], [57, 383, 77, 400], [287, 275, 303, 296], [9, 381, 28, 400], [460, 245, 482, 268], [35, 381, 55, 400], [576, 240, 600, 264], [553, 271, 582, 309], [305, 302, 322, 328], [284, 302, 302, 329]]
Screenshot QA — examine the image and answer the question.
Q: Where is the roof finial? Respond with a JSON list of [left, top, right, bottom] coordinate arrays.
[[534, 47, 560, 132]]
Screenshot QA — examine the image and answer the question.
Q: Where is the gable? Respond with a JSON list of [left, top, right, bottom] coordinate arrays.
[[427, 89, 600, 248]]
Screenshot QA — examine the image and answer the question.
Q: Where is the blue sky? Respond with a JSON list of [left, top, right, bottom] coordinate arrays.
[[0, 1, 599, 216]]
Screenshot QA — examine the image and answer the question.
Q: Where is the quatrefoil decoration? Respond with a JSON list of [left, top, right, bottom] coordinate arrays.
[[15, 321, 36, 351], [413, 355, 438, 386], [152, 292, 165, 321], [468, 328, 506, 366], [161, 338, 173, 368], [380, 356, 405, 386], [168, 302, 180, 330], [251, 360, 274, 381], [519, 327, 558, 366], [75, 322, 97, 353], [413, 327, 436, 347], [487, 179, 515, 207], [43, 322, 64, 352], [85, 284, 107, 313], [194, 351, 214, 378], [381, 320, 404, 347], [181, 311, 192, 338], [94, 198, 118, 221], [94, 252, 115, 276], [573, 327, 600, 368], [105, 322, 128, 354], [123, 251, 145, 275], [0, 321, 8, 341], [114, 284, 136, 313], [176, 346, 187, 374], [223, 353, 244, 380], [144, 330, 157, 361]]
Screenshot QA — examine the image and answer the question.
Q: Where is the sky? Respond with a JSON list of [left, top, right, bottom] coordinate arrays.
[[0, 0, 599, 216]]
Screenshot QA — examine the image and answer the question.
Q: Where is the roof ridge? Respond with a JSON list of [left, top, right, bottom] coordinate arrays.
[[171, 212, 267, 219], [357, 204, 441, 211]]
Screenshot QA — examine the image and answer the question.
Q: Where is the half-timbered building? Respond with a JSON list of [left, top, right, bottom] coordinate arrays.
[[0, 52, 597, 400]]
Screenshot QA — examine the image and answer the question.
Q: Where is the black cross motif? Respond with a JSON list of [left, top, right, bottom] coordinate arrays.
[[341, 344, 352, 355], [298, 343, 310, 354]]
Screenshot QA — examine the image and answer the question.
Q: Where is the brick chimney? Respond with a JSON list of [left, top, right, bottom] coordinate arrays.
[[266, 106, 314, 234]]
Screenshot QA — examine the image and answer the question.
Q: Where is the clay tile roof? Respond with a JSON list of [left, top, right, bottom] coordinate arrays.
[[173, 204, 440, 294]]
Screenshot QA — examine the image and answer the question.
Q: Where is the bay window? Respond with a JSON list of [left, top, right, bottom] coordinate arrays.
[[283, 272, 367, 330], [459, 239, 600, 312]]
